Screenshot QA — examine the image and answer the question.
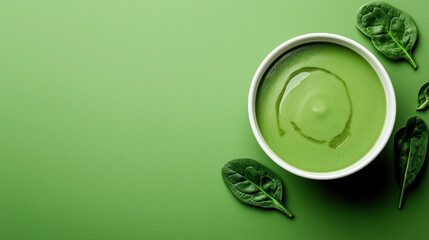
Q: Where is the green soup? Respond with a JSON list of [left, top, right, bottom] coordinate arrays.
[[255, 42, 386, 172]]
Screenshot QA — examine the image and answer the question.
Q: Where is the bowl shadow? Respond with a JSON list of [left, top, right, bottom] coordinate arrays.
[[314, 148, 393, 205], [310, 146, 429, 206]]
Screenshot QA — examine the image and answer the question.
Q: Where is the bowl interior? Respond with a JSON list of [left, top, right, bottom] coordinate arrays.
[[248, 33, 396, 180]]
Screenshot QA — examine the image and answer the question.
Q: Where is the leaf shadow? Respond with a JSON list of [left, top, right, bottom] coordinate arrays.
[[412, 28, 420, 60]]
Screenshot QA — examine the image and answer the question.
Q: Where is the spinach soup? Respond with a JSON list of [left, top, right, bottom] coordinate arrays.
[[255, 43, 386, 172]]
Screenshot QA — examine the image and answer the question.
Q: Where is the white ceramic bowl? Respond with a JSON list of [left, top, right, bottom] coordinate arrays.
[[248, 33, 396, 180]]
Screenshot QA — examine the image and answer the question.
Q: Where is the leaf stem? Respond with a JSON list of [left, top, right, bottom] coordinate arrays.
[[275, 201, 294, 218], [406, 55, 418, 70], [399, 140, 413, 209], [398, 185, 405, 209], [417, 102, 428, 111]]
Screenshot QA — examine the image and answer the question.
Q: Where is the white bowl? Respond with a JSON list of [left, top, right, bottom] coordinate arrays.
[[248, 33, 396, 180]]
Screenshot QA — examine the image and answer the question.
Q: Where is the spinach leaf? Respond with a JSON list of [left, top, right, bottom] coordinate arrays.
[[356, 1, 418, 69], [394, 116, 429, 209], [221, 158, 293, 218], [417, 82, 429, 111]]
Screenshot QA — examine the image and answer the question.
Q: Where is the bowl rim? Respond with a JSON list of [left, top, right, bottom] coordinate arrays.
[[248, 33, 396, 180]]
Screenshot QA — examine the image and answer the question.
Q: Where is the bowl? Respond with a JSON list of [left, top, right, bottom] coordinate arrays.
[[248, 33, 396, 180]]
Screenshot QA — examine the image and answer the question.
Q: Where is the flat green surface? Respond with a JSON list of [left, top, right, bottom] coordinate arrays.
[[1, 0, 429, 239]]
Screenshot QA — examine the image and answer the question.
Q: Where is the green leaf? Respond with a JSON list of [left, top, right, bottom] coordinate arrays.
[[221, 158, 293, 218], [417, 82, 429, 111], [356, 1, 418, 69], [394, 117, 429, 209]]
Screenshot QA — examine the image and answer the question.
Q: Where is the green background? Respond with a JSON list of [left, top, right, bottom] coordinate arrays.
[[1, 0, 429, 239]]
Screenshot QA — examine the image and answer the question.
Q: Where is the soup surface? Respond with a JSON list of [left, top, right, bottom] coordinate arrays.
[[255, 42, 386, 172]]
